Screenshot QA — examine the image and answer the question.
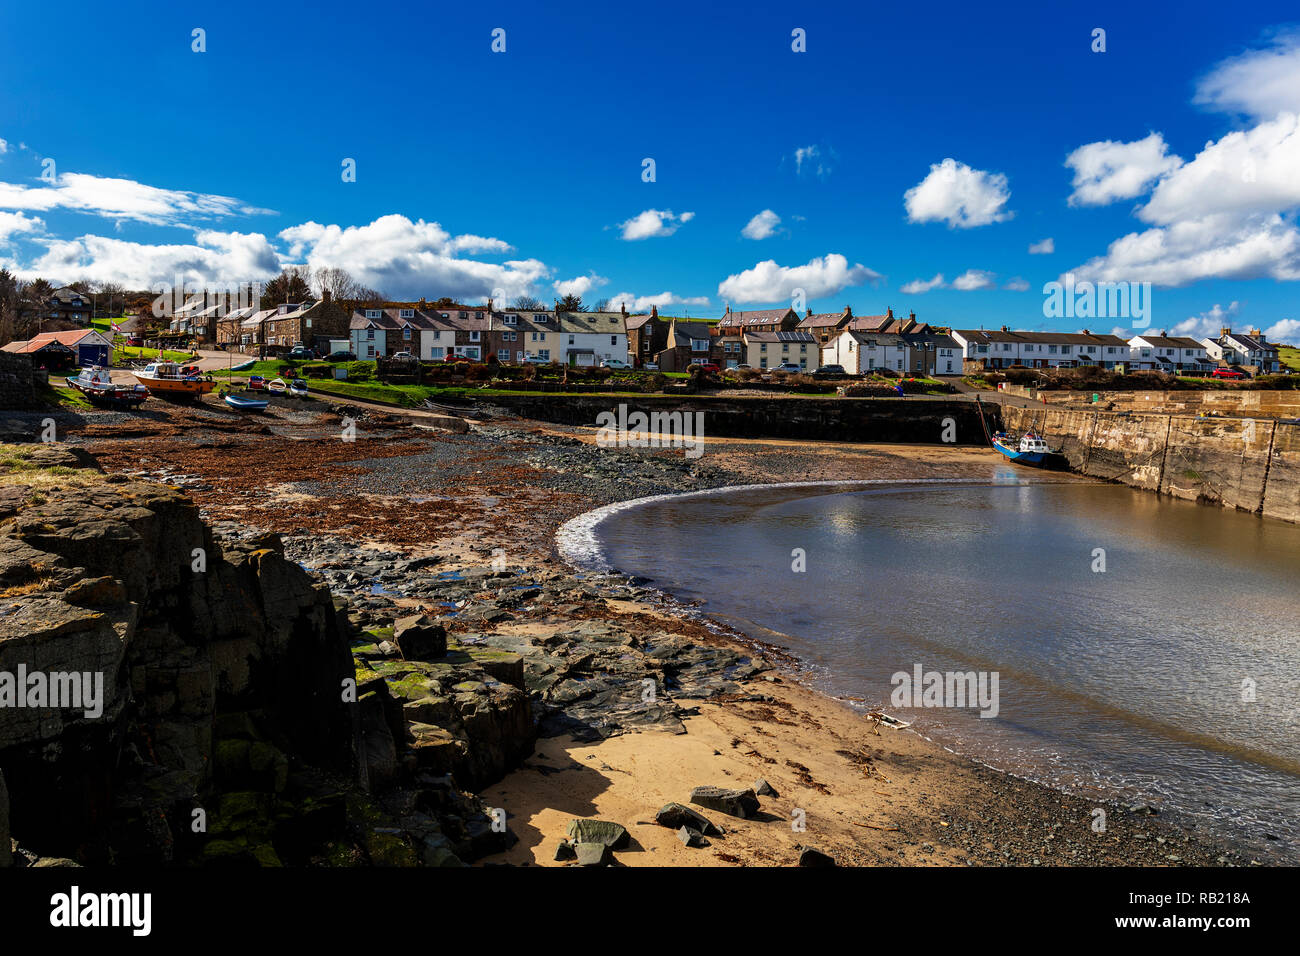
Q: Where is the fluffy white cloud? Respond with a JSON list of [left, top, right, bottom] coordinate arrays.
[[1170, 302, 1240, 340], [553, 273, 607, 297], [1065, 133, 1184, 207], [605, 291, 711, 313], [717, 253, 880, 303], [1194, 30, 1300, 120], [0, 172, 269, 226], [1265, 318, 1300, 343], [904, 159, 1012, 228], [617, 209, 694, 240], [900, 273, 945, 294], [0, 139, 8, 155], [0, 210, 42, 244], [279, 214, 545, 301], [8, 230, 282, 288], [742, 209, 781, 240], [1028, 237, 1055, 254], [951, 269, 996, 291], [1004, 277, 1031, 291]]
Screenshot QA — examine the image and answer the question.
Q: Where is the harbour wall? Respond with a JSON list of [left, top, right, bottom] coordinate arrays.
[[1004, 404, 1300, 524]]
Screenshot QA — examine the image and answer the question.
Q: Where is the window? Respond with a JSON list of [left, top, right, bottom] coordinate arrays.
[[504, 314, 518, 325], [428, 347, 445, 360], [499, 349, 511, 362], [538, 349, 550, 360], [470, 331, 480, 342], [568, 335, 575, 345], [535, 314, 548, 323], [403, 328, 411, 340], [1024, 345, 1034, 352], [400, 309, 414, 318], [366, 329, 375, 340], [610, 335, 617, 345], [366, 345, 376, 357], [365, 310, 380, 319]]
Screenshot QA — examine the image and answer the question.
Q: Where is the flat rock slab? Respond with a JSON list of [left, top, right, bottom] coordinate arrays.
[[755, 778, 779, 797], [798, 847, 836, 867], [690, 786, 760, 819], [655, 802, 721, 836], [573, 841, 614, 866], [565, 818, 630, 849], [677, 826, 709, 848]]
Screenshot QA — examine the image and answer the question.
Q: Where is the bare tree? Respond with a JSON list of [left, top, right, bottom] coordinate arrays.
[[512, 295, 545, 311], [313, 266, 366, 302]]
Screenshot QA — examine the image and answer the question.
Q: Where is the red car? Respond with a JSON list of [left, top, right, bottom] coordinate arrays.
[[1211, 367, 1246, 379], [689, 362, 721, 373]]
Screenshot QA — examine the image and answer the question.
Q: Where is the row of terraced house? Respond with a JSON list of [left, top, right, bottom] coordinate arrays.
[[185, 290, 1282, 376]]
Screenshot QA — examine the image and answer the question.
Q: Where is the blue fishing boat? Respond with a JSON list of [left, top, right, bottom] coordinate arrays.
[[221, 390, 269, 412], [992, 430, 1057, 466]]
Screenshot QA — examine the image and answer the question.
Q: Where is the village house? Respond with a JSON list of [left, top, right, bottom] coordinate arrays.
[[555, 309, 628, 366], [625, 306, 670, 367], [820, 330, 912, 374], [902, 331, 962, 375], [237, 308, 276, 353], [743, 329, 817, 369], [717, 306, 800, 337], [951, 328, 1133, 371], [488, 307, 555, 364], [350, 308, 454, 360], [659, 319, 722, 371], [215, 307, 256, 348], [796, 307, 855, 345], [1, 328, 113, 368], [1127, 333, 1212, 373], [1201, 327, 1280, 374], [262, 294, 351, 354], [44, 287, 93, 326]]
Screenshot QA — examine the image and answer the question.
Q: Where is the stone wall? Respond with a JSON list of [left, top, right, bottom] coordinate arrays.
[[1005, 405, 1300, 523], [1036, 388, 1300, 418], [0, 353, 40, 409], [479, 394, 991, 445]]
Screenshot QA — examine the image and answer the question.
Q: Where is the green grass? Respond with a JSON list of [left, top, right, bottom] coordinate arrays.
[[116, 345, 196, 363], [1280, 347, 1300, 373]]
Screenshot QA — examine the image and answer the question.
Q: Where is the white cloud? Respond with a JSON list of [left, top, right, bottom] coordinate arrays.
[[553, 272, 607, 297], [1194, 29, 1300, 120], [1028, 237, 1055, 254], [0, 139, 8, 155], [717, 253, 881, 303], [900, 273, 945, 294], [9, 230, 283, 288], [1265, 318, 1300, 343], [1169, 302, 1241, 340], [0, 210, 42, 244], [794, 145, 834, 179], [904, 159, 1012, 228], [742, 209, 781, 240], [1004, 277, 1031, 291], [279, 214, 545, 301], [605, 291, 711, 313], [1065, 133, 1184, 207], [617, 208, 694, 240], [0, 172, 270, 226], [951, 269, 996, 291]]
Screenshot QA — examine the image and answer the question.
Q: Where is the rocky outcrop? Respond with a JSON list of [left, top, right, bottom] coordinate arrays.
[[0, 354, 40, 410]]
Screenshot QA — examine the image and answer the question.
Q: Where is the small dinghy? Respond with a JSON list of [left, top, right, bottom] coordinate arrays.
[[221, 390, 269, 412], [230, 358, 256, 372], [287, 378, 309, 398], [266, 377, 288, 393]]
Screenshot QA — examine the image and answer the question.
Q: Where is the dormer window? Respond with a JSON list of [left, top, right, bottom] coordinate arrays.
[[400, 309, 414, 318], [504, 314, 518, 325], [535, 314, 548, 323], [365, 310, 381, 319]]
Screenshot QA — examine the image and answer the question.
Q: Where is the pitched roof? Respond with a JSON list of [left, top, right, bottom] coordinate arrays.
[[953, 329, 1131, 347], [1131, 334, 1205, 349], [717, 308, 794, 329], [744, 329, 816, 343], [847, 314, 893, 332], [3, 329, 108, 352], [797, 311, 851, 329], [671, 320, 715, 340], [556, 311, 626, 334]]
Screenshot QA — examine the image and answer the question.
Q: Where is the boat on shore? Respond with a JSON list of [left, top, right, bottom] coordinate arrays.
[[221, 390, 269, 412], [266, 377, 288, 394], [65, 367, 150, 407], [992, 430, 1060, 467], [287, 378, 309, 398], [131, 362, 215, 399]]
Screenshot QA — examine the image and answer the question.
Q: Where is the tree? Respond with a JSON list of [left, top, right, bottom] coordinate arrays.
[[593, 298, 611, 313], [260, 267, 313, 309], [512, 295, 545, 311], [557, 293, 584, 313], [313, 266, 367, 302]]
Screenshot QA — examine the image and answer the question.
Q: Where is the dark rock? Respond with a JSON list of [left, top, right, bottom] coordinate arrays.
[[755, 778, 779, 797], [690, 785, 760, 819], [393, 614, 447, 660], [554, 840, 576, 861], [573, 841, 614, 866], [655, 802, 721, 836], [565, 818, 630, 849], [677, 826, 709, 848], [798, 847, 836, 867]]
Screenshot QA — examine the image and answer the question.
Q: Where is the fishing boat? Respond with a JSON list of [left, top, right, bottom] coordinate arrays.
[[287, 378, 309, 398], [266, 377, 288, 394], [230, 358, 256, 372], [66, 366, 150, 407], [220, 390, 269, 412], [132, 362, 215, 399], [992, 430, 1059, 467]]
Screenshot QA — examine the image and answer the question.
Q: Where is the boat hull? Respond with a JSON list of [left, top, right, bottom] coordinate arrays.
[[131, 376, 215, 397], [223, 395, 268, 412]]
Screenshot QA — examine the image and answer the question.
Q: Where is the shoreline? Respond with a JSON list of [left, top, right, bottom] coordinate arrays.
[[2, 395, 1277, 866]]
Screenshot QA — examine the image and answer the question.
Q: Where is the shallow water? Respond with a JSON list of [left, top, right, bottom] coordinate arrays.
[[583, 474, 1300, 861]]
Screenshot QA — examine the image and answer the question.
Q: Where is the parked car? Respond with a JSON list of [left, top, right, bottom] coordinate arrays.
[[600, 358, 631, 369], [324, 350, 356, 362], [642, 362, 659, 370], [445, 354, 473, 364], [688, 362, 721, 373], [391, 351, 414, 359], [521, 354, 550, 364], [1211, 367, 1248, 379], [769, 362, 803, 373], [287, 346, 315, 360], [814, 364, 847, 376], [734, 363, 754, 370]]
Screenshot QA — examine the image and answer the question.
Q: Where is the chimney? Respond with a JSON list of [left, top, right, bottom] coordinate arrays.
[[1221, 326, 1231, 336], [909, 310, 915, 321], [806, 308, 813, 319], [650, 305, 658, 319], [621, 301, 628, 318], [845, 305, 853, 318], [1251, 328, 1262, 337], [487, 296, 493, 312], [1001, 325, 1009, 332], [886, 307, 893, 319]]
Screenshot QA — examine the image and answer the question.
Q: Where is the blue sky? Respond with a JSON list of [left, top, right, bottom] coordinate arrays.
[[1, 0, 1298, 340]]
